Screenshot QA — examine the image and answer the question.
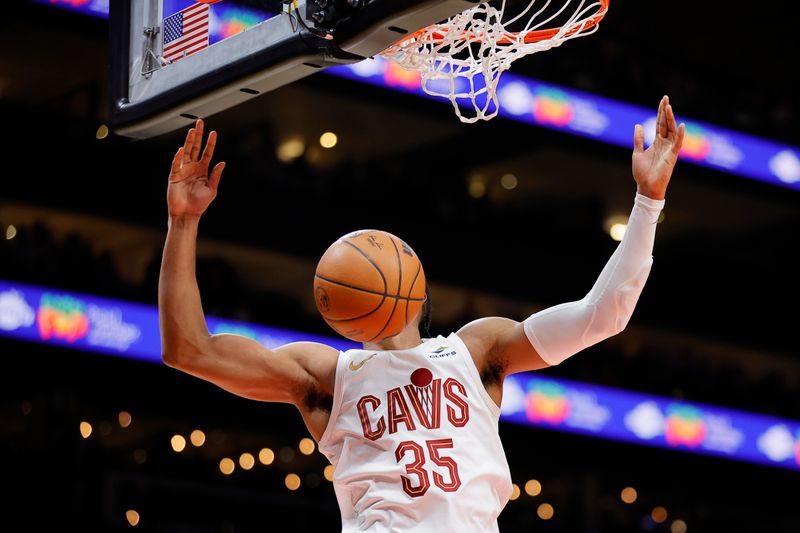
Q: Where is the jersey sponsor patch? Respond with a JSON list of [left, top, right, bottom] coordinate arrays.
[[428, 345, 456, 358]]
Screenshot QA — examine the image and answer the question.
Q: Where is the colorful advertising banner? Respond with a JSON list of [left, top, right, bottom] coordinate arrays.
[[502, 373, 800, 472], [0, 279, 356, 365], [32, 0, 110, 18], [1, 279, 798, 472]]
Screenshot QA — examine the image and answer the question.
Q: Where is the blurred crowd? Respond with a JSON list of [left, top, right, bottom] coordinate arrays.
[[0, 222, 124, 300], [526, 4, 798, 146], [541, 41, 797, 146]]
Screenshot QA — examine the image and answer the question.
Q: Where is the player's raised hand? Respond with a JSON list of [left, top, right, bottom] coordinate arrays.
[[632, 96, 685, 200], [167, 119, 226, 217]]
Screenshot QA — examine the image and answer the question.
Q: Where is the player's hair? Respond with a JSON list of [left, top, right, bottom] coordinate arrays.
[[419, 284, 432, 338]]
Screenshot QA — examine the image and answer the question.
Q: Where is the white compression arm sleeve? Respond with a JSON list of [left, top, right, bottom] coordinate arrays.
[[523, 193, 665, 365]]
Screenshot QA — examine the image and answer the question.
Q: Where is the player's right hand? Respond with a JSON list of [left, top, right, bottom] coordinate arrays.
[[631, 95, 684, 201], [167, 119, 225, 217]]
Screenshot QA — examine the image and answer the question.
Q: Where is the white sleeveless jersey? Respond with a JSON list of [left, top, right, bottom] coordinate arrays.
[[318, 333, 513, 532]]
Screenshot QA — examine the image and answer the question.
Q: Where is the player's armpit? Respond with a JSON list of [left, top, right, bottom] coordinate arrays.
[[457, 317, 551, 379], [163, 336, 339, 405]]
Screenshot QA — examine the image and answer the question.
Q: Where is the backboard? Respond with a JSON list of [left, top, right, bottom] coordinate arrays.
[[109, 0, 477, 139]]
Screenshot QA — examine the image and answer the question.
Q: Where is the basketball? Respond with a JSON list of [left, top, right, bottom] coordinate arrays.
[[314, 230, 427, 343]]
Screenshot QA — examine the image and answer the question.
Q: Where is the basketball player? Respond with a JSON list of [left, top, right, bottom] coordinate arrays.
[[159, 96, 684, 531]]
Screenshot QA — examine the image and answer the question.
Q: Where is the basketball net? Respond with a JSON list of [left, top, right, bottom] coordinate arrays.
[[380, 0, 609, 123]]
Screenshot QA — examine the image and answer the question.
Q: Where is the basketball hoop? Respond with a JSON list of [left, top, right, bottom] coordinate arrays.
[[410, 368, 436, 423], [380, 0, 610, 123]]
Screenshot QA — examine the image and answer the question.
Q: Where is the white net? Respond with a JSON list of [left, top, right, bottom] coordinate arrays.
[[380, 0, 609, 123], [414, 384, 434, 421]]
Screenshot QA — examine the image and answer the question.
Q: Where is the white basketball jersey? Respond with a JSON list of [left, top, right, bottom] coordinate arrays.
[[318, 333, 513, 532]]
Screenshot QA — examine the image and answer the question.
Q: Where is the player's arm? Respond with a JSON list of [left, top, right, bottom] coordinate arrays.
[[460, 96, 685, 377], [159, 121, 338, 404]]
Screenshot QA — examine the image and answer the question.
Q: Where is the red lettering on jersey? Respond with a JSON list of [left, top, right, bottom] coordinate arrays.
[[427, 438, 462, 492], [395, 441, 430, 497], [387, 387, 416, 434], [404, 378, 441, 429], [443, 378, 469, 427], [357, 395, 385, 441]]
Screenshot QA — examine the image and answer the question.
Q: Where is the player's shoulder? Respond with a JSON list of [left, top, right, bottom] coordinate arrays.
[[274, 341, 340, 371], [276, 342, 341, 395], [457, 317, 516, 350]]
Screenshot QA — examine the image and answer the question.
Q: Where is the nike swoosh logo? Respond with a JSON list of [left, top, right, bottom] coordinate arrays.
[[349, 353, 376, 371]]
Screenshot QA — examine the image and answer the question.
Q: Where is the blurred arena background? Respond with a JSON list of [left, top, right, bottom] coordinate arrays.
[[1, 1, 798, 531]]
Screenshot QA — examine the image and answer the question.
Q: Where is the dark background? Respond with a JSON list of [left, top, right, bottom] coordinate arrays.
[[1, 1, 798, 531]]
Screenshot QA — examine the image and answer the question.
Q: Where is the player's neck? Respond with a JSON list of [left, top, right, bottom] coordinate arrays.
[[363, 326, 423, 352]]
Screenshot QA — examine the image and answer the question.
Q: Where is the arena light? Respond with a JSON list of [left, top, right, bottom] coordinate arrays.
[[5, 225, 16, 240], [604, 214, 629, 242], [509, 483, 521, 501], [524, 479, 542, 496], [467, 175, 487, 198], [125, 509, 140, 527], [671, 519, 688, 533], [118, 411, 132, 428], [170, 434, 186, 453], [239, 452, 255, 470], [79, 421, 92, 439], [95, 125, 109, 140], [621, 486, 638, 504], [190, 429, 206, 447], [259, 448, 275, 465], [285, 473, 301, 491], [537, 503, 554, 520], [651, 506, 668, 523], [219, 458, 235, 475], [319, 132, 338, 149], [500, 173, 518, 190], [299, 438, 315, 455], [609, 223, 627, 242], [324, 465, 335, 481], [276, 138, 305, 163]]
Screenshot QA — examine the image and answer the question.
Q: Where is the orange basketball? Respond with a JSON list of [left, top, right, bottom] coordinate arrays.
[[314, 230, 426, 343]]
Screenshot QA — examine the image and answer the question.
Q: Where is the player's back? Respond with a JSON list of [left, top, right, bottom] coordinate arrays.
[[319, 333, 512, 532]]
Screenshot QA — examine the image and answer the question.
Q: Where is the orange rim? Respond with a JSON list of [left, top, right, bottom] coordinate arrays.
[[401, 0, 609, 46]]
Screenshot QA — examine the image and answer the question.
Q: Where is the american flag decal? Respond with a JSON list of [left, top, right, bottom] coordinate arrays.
[[163, 3, 210, 63]]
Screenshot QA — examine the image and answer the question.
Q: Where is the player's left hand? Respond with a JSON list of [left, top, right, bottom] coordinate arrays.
[[632, 95, 685, 200]]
